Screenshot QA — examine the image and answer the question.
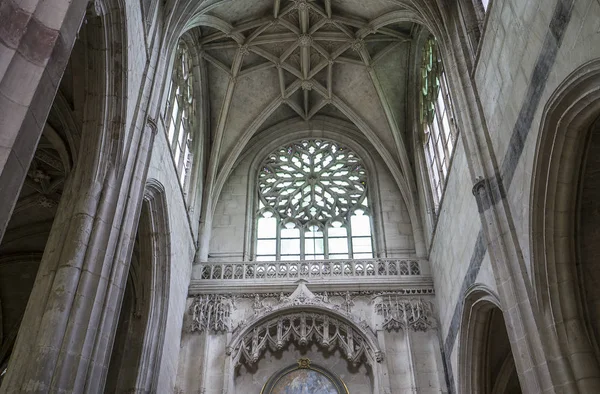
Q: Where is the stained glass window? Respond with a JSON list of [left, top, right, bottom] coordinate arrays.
[[256, 140, 374, 261], [420, 36, 457, 212], [165, 41, 195, 189]]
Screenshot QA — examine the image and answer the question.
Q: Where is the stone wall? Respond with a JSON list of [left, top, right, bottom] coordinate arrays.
[[475, 0, 600, 272], [145, 123, 197, 392], [176, 283, 444, 393], [425, 0, 600, 390]]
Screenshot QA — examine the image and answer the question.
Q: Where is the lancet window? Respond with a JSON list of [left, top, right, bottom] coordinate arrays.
[[165, 42, 195, 188], [420, 36, 457, 211], [255, 140, 374, 261]]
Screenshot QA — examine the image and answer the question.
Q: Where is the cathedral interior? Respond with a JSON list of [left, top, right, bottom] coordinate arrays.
[[1, 0, 600, 392]]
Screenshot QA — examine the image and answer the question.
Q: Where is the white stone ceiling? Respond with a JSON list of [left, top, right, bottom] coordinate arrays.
[[196, 0, 413, 126]]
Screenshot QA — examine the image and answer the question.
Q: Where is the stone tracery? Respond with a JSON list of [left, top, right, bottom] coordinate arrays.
[[258, 139, 367, 223], [374, 296, 434, 331], [230, 311, 375, 367]]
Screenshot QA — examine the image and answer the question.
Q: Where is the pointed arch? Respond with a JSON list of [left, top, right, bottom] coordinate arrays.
[[530, 58, 600, 391], [237, 117, 389, 260], [227, 304, 383, 367], [105, 179, 171, 392], [458, 285, 521, 394], [137, 179, 172, 391]]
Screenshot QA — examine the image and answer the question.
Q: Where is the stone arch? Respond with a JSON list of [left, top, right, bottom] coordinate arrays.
[[458, 285, 521, 394], [227, 304, 383, 368], [530, 58, 600, 391], [105, 179, 171, 392], [261, 360, 349, 394], [224, 293, 384, 393]]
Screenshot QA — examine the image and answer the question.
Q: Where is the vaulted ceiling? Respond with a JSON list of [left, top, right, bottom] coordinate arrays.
[[197, 0, 413, 123], [183, 0, 427, 250]]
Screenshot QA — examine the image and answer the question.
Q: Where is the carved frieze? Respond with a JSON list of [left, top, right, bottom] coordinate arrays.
[[375, 297, 435, 331]]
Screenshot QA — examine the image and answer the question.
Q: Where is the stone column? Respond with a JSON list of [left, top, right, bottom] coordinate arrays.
[[471, 177, 550, 393], [0, 0, 88, 243], [0, 116, 158, 393]]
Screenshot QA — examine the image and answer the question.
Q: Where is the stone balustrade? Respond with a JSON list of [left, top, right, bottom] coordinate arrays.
[[198, 258, 422, 281]]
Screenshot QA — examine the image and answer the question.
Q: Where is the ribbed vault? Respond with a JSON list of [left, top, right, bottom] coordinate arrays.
[[175, 0, 431, 257], [195, 0, 412, 120]]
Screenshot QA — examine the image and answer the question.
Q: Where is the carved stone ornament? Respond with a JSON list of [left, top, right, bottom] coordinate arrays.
[[297, 357, 311, 369], [375, 297, 435, 331], [228, 283, 383, 367], [232, 311, 370, 367], [190, 295, 233, 333]]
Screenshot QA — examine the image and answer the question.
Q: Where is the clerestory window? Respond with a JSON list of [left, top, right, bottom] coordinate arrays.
[[420, 36, 458, 212], [165, 41, 195, 189], [255, 140, 374, 261]]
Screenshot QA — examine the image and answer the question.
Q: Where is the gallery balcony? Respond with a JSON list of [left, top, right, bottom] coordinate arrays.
[[189, 258, 433, 294]]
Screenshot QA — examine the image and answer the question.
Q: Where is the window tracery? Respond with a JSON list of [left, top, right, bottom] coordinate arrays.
[[256, 140, 373, 261], [165, 41, 195, 189], [420, 36, 457, 212]]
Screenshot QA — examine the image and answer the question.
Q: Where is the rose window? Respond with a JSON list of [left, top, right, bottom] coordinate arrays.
[[256, 140, 373, 261]]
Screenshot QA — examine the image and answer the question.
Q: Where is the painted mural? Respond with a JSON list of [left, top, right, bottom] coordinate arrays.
[[271, 369, 339, 394]]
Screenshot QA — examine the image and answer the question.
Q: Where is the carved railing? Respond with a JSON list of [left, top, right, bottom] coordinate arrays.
[[199, 259, 422, 280]]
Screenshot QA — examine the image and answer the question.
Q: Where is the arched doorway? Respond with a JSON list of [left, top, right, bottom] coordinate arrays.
[[105, 181, 170, 393], [458, 287, 522, 394]]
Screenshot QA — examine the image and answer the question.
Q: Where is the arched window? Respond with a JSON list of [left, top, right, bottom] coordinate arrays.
[[165, 42, 195, 189], [479, 0, 490, 12], [255, 140, 374, 261], [420, 36, 457, 211]]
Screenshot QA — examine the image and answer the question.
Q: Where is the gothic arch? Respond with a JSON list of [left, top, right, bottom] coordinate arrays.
[[458, 285, 521, 394], [530, 58, 600, 391], [138, 179, 172, 391], [106, 179, 171, 392], [227, 304, 383, 367]]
